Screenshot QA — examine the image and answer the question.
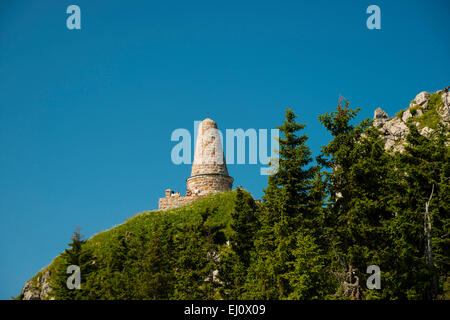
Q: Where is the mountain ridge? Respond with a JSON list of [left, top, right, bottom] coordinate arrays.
[[17, 88, 450, 300], [373, 87, 449, 151]]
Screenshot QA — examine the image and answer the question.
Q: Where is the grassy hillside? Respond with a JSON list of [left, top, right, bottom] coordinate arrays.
[[85, 190, 237, 257], [18, 190, 243, 300]]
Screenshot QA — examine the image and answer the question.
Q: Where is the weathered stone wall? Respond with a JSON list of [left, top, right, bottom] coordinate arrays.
[[186, 174, 233, 195], [158, 194, 207, 211]]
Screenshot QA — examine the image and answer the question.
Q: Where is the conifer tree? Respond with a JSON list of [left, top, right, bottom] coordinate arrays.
[[139, 230, 174, 299], [51, 228, 96, 300], [318, 101, 397, 299], [245, 107, 324, 299], [219, 187, 257, 299], [173, 207, 224, 299], [388, 122, 450, 299], [96, 233, 133, 299]]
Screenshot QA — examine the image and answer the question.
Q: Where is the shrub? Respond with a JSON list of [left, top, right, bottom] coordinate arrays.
[[396, 110, 404, 118], [428, 92, 443, 110], [414, 92, 442, 130]]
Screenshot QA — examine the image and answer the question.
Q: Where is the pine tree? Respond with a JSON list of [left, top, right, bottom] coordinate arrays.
[[287, 230, 334, 299], [138, 229, 174, 299], [51, 228, 96, 300], [173, 207, 225, 299], [318, 100, 398, 299], [219, 187, 257, 299], [245, 107, 325, 299], [388, 122, 450, 299]]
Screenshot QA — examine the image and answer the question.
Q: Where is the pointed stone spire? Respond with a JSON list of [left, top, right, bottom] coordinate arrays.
[[186, 118, 233, 195], [190, 118, 228, 176]]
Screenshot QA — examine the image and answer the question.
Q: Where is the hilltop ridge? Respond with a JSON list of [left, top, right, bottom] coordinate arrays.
[[17, 88, 450, 300], [373, 87, 449, 151], [19, 191, 241, 300]]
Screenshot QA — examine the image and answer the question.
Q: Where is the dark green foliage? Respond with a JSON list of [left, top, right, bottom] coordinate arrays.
[[389, 122, 450, 299], [318, 101, 396, 299], [317, 100, 449, 300], [51, 228, 97, 300], [219, 187, 257, 299], [396, 110, 404, 119], [173, 207, 226, 299], [244, 107, 333, 299], [42, 193, 236, 300]]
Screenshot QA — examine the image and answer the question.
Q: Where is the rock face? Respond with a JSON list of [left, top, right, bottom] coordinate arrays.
[[438, 91, 450, 121], [21, 270, 53, 300], [373, 110, 409, 152], [421, 126, 434, 137], [401, 109, 413, 122], [412, 91, 430, 108], [373, 88, 449, 152], [373, 108, 389, 127]]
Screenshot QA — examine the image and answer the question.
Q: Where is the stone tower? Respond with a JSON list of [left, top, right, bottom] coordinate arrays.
[[158, 118, 233, 210], [186, 118, 233, 195]]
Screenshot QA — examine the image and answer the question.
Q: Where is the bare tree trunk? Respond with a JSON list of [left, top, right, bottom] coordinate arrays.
[[424, 184, 437, 299]]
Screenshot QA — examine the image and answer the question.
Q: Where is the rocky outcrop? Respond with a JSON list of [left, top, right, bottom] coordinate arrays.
[[373, 88, 449, 152], [437, 91, 450, 121], [374, 110, 409, 152], [373, 108, 389, 127], [412, 91, 430, 109], [21, 269, 53, 300]]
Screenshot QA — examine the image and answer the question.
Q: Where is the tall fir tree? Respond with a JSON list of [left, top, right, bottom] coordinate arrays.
[[388, 122, 450, 299], [172, 207, 225, 299], [51, 228, 96, 300], [219, 187, 257, 299], [318, 100, 398, 299], [245, 107, 327, 299]]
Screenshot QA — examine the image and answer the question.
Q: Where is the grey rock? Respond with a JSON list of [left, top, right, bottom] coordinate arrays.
[[21, 280, 41, 300], [444, 92, 450, 107], [385, 117, 409, 139], [374, 89, 449, 152], [438, 92, 450, 121], [384, 138, 396, 150], [373, 108, 388, 127], [21, 269, 53, 300], [412, 91, 430, 108], [421, 127, 434, 137], [402, 109, 412, 122]]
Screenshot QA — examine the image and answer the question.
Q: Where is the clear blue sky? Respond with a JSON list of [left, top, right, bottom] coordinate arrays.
[[0, 0, 448, 299]]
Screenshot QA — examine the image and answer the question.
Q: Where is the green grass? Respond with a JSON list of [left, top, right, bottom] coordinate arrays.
[[84, 190, 238, 255], [396, 110, 404, 119], [414, 92, 443, 130], [409, 105, 418, 116], [18, 190, 242, 299]]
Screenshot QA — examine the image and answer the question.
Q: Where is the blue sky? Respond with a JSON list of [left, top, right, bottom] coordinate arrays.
[[0, 0, 449, 299]]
